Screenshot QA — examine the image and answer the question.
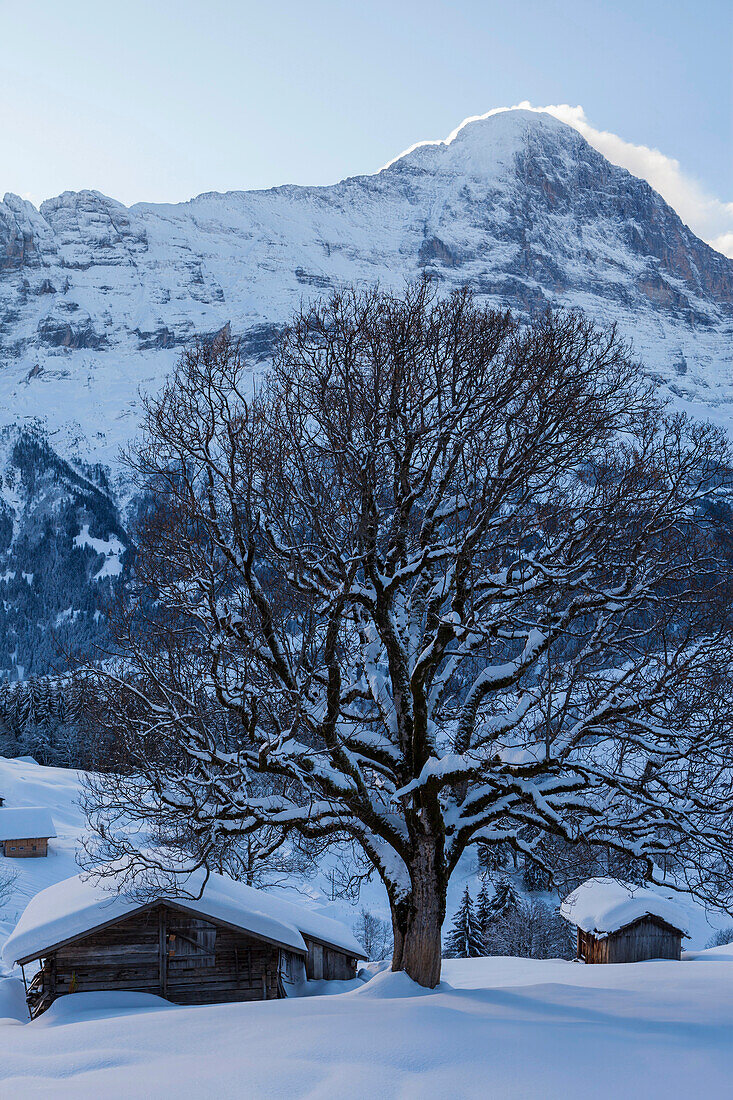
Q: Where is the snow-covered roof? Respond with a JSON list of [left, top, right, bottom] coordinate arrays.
[[243, 887, 366, 959], [2, 868, 365, 967], [560, 878, 689, 938], [0, 807, 56, 841]]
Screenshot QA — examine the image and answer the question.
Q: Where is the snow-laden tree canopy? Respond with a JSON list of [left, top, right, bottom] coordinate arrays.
[[86, 283, 733, 986]]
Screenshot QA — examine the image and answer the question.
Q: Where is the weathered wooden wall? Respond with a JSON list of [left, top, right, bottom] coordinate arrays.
[[606, 919, 681, 963], [577, 917, 682, 964], [304, 937, 357, 981], [38, 904, 283, 1009], [324, 946, 358, 981], [3, 837, 48, 857]]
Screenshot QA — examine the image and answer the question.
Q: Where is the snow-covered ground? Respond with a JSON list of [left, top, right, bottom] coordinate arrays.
[[0, 953, 732, 1098], [1, 754, 733, 1097]]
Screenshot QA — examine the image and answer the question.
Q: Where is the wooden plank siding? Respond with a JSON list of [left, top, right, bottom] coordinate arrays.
[[35, 904, 284, 1010], [3, 837, 48, 857], [303, 937, 358, 982], [577, 916, 682, 964]]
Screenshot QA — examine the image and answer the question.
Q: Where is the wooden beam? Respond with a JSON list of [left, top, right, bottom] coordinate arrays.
[[19, 964, 32, 1021], [158, 907, 167, 999]]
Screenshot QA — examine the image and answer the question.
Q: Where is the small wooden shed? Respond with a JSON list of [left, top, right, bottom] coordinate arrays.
[[2, 870, 366, 1017], [561, 878, 688, 964], [0, 807, 56, 857]]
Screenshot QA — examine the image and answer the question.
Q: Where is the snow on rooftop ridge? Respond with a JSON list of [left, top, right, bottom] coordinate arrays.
[[560, 877, 690, 938], [2, 867, 365, 968], [237, 884, 366, 959], [0, 807, 56, 841]]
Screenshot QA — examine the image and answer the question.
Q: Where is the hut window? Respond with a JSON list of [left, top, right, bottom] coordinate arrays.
[[281, 951, 295, 982], [280, 950, 306, 987], [167, 918, 217, 968]]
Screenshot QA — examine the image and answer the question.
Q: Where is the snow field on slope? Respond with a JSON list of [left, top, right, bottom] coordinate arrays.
[[0, 756, 378, 976], [0, 757, 87, 947]]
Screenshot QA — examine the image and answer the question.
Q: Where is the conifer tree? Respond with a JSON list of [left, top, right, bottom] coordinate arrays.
[[487, 876, 521, 924], [15, 679, 34, 730], [444, 887, 485, 959], [476, 882, 493, 944], [477, 840, 509, 879]]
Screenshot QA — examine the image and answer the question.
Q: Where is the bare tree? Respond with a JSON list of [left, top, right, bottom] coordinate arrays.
[[0, 864, 18, 919], [705, 928, 733, 949], [84, 282, 733, 987], [484, 897, 573, 960], [353, 908, 393, 961]]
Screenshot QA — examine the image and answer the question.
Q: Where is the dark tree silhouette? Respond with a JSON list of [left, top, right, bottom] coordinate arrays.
[[444, 887, 485, 958], [83, 282, 733, 987]]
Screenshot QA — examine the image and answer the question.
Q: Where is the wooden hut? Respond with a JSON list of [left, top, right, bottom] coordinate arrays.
[[2, 870, 366, 1017], [0, 807, 56, 857], [561, 877, 688, 964]]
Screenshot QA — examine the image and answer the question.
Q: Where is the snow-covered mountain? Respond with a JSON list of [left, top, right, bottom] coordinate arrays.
[[1, 108, 732, 468], [0, 108, 732, 676], [0, 425, 125, 677]]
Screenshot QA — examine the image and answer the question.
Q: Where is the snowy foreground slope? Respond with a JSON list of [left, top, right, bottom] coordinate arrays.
[[1, 955, 732, 1099], [2, 109, 733, 466], [1, 757, 733, 1100], [0, 757, 732, 1097]]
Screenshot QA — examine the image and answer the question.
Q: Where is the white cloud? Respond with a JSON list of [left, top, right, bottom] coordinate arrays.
[[708, 231, 733, 258], [388, 103, 733, 259]]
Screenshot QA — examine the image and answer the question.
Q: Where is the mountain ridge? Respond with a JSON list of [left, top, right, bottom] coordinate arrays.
[[0, 107, 731, 677], [1, 108, 732, 472]]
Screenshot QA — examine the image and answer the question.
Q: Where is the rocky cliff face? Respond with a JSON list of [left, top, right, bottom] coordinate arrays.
[[0, 109, 732, 469], [0, 425, 125, 678]]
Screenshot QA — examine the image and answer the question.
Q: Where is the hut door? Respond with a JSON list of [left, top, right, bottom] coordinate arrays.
[[279, 950, 307, 995], [307, 942, 324, 980]]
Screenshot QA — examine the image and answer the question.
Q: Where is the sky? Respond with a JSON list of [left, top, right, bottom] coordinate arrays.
[[1, 0, 731, 249]]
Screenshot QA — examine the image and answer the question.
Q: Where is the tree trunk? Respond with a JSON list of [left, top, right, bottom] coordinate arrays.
[[390, 838, 446, 989], [391, 910, 405, 972]]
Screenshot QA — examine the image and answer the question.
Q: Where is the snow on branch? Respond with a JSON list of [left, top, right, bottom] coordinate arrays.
[[85, 285, 733, 987]]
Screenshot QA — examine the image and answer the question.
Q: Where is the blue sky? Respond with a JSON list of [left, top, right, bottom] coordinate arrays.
[[1, 0, 729, 217]]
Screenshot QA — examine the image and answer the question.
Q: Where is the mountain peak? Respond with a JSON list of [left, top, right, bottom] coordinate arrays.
[[384, 108, 585, 175]]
